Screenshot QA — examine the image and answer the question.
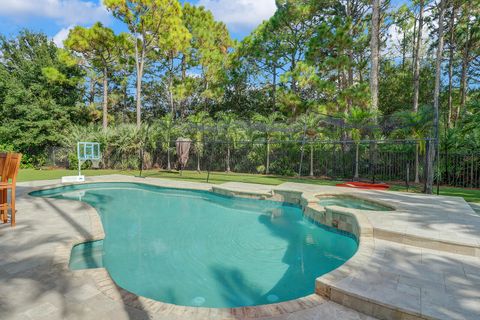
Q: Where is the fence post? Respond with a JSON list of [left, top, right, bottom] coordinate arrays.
[[424, 138, 435, 194], [206, 140, 214, 183], [406, 164, 410, 192], [369, 141, 377, 183]]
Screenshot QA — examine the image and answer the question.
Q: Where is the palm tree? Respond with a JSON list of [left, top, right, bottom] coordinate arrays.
[[156, 114, 178, 170], [296, 113, 320, 176], [252, 112, 284, 174], [217, 112, 245, 172], [187, 111, 212, 172], [392, 106, 433, 183], [345, 107, 375, 180]]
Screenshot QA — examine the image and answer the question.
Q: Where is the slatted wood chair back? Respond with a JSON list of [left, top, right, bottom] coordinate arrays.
[[0, 153, 12, 181], [3, 153, 22, 184]]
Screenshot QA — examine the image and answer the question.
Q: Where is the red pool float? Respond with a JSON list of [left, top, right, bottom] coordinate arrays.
[[335, 181, 390, 190]]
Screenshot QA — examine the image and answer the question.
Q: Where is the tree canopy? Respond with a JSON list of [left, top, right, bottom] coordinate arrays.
[[1, 0, 480, 192]]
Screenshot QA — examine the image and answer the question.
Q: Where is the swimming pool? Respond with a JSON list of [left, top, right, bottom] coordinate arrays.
[[32, 183, 358, 308]]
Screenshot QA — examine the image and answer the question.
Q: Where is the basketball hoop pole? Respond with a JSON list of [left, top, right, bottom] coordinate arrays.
[[77, 142, 81, 177]]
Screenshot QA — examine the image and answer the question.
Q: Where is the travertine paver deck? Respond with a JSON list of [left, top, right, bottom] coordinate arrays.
[[320, 239, 480, 319], [275, 182, 480, 252], [0, 176, 374, 320], [3, 176, 480, 319]]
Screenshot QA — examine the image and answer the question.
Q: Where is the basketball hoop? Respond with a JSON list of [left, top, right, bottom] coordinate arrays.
[[62, 142, 101, 183]]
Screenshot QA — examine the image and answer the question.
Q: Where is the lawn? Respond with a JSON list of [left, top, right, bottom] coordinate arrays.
[[18, 168, 480, 203]]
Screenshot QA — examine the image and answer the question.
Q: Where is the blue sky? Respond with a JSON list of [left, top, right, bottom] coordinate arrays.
[[0, 0, 278, 46]]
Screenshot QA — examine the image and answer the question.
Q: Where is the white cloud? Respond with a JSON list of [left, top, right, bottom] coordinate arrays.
[[53, 25, 73, 48], [197, 0, 277, 31], [385, 11, 432, 60], [0, 0, 110, 25]]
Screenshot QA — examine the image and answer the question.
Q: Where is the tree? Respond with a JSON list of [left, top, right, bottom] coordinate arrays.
[[65, 23, 131, 129], [217, 112, 244, 172], [156, 113, 177, 170], [346, 107, 375, 180], [252, 112, 284, 174], [445, 0, 458, 128], [306, 10, 370, 120], [454, 3, 480, 125], [238, 20, 288, 112], [182, 3, 233, 113], [273, 0, 316, 93], [370, 0, 381, 116], [296, 112, 320, 176], [392, 106, 433, 183], [0, 31, 83, 165], [392, 4, 415, 68], [412, 0, 425, 113], [186, 111, 212, 172], [105, 0, 186, 126], [159, 10, 191, 117], [425, 0, 445, 194]]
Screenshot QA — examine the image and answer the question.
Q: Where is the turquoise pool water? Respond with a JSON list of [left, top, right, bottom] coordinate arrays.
[[32, 183, 358, 308], [70, 240, 104, 270], [318, 196, 392, 211]]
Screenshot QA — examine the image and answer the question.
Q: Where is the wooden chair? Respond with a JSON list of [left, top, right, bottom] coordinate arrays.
[[0, 153, 11, 223], [0, 153, 22, 226]]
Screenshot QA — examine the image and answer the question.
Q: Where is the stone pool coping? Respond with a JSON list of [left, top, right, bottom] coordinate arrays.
[[218, 182, 480, 257], [26, 178, 375, 319], [23, 176, 480, 319]]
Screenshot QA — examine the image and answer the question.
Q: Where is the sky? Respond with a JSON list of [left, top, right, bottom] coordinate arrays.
[[0, 0, 278, 47]]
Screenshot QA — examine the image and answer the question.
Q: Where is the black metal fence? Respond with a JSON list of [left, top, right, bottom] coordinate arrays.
[[44, 139, 480, 188]]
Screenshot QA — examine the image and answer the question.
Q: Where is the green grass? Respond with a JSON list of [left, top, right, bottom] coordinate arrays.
[[18, 168, 480, 203]]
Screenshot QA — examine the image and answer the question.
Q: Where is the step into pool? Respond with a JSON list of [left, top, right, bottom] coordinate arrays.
[[318, 195, 393, 211], [32, 183, 358, 308], [69, 240, 104, 270]]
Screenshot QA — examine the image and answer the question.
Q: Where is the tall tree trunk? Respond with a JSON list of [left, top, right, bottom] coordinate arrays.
[[135, 46, 144, 127], [226, 144, 231, 172], [457, 37, 470, 126], [181, 54, 186, 81], [169, 57, 175, 116], [354, 143, 360, 180], [122, 77, 128, 123], [370, 0, 380, 117], [136, 71, 142, 127], [89, 75, 96, 105], [447, 4, 456, 128], [272, 65, 277, 112], [413, 0, 425, 112], [180, 55, 187, 117], [309, 143, 314, 177], [266, 139, 270, 174], [346, 0, 354, 110], [102, 66, 108, 130], [290, 54, 297, 115], [412, 17, 417, 74], [290, 53, 297, 93], [425, 0, 445, 194], [197, 153, 201, 172], [167, 146, 171, 171]]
